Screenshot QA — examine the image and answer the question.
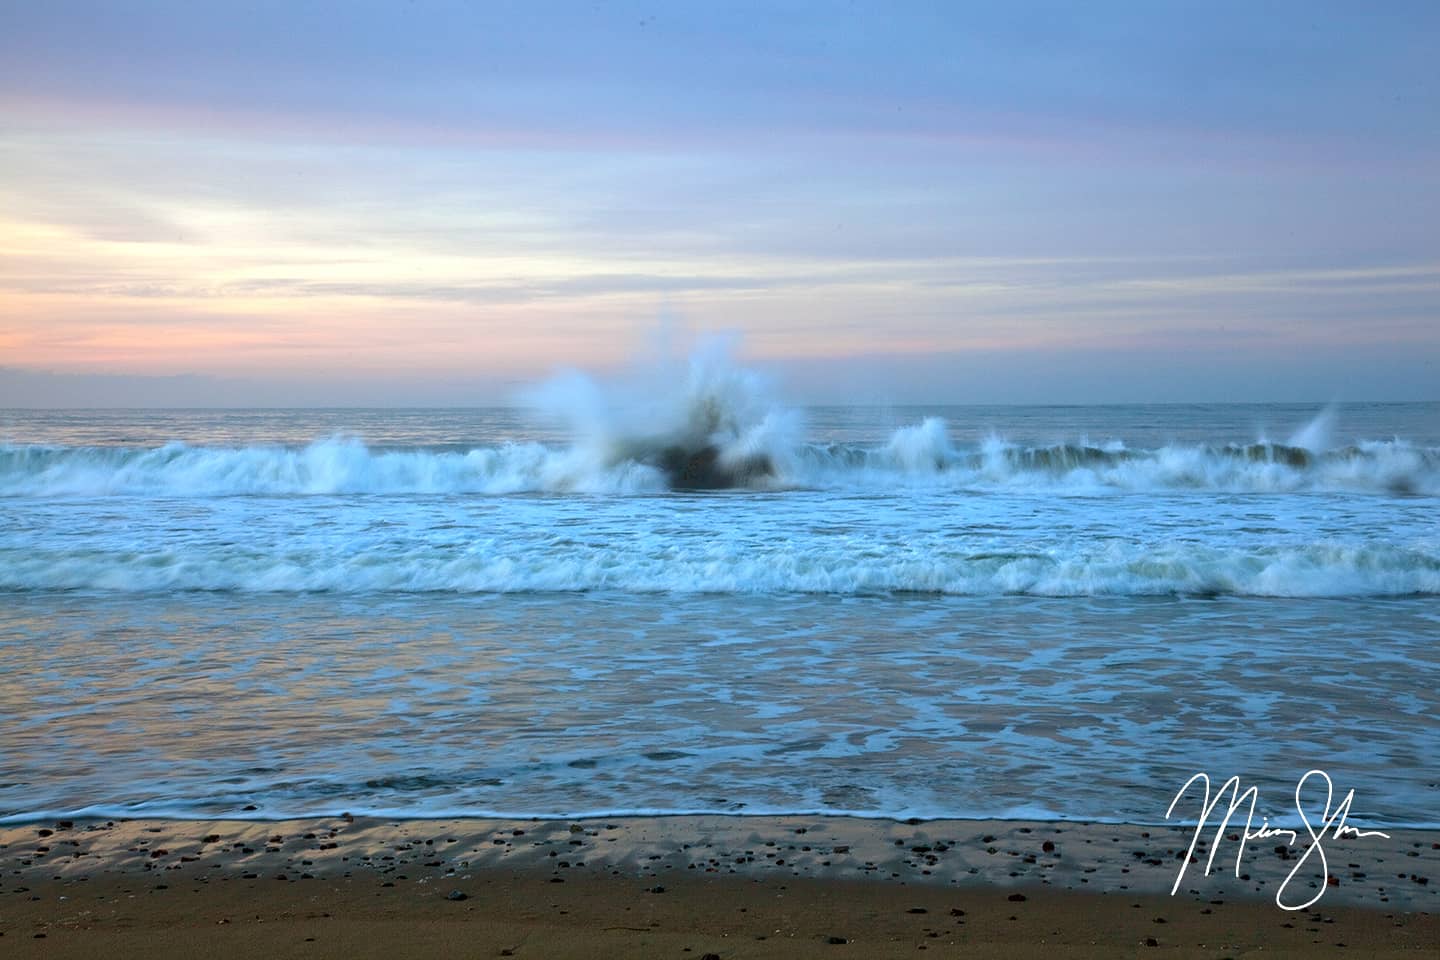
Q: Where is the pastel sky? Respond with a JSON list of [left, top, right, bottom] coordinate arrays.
[[2, 1, 1437, 405]]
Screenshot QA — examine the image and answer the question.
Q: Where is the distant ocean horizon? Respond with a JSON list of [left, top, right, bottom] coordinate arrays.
[[2, 371, 1436, 828]]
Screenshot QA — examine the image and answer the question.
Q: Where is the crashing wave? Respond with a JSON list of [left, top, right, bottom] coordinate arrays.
[[1, 433, 1434, 497]]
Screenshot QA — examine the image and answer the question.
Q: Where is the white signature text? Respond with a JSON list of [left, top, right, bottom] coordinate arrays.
[[1165, 769, 1390, 910]]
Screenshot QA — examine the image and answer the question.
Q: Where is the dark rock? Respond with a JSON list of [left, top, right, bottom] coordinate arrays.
[[657, 444, 772, 490], [446, 890, 467, 901]]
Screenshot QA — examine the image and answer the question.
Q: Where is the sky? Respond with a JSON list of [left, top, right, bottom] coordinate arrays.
[[1, 0, 1437, 406]]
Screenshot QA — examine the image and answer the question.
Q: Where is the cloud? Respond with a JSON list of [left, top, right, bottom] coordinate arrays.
[[1, 4, 1435, 405]]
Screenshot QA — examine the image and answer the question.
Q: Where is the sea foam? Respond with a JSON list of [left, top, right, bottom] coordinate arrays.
[[1, 433, 1435, 497]]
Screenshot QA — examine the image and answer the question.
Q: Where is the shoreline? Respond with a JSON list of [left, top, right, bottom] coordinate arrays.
[[4, 815, 1434, 957]]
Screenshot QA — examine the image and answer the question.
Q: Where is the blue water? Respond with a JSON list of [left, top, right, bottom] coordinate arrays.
[[1, 387, 1436, 826]]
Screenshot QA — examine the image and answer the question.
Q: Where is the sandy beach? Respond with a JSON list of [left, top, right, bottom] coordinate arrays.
[[2, 815, 1434, 957]]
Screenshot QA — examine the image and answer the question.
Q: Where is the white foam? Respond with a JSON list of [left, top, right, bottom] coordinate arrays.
[[1, 538, 1434, 596]]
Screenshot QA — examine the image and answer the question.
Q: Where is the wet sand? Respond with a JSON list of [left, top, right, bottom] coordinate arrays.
[[2, 815, 1435, 957]]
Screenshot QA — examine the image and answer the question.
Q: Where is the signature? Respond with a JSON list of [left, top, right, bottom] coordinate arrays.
[[1165, 769, 1390, 910]]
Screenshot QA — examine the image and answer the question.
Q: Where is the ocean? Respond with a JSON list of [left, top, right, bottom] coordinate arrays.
[[2, 376, 1437, 829]]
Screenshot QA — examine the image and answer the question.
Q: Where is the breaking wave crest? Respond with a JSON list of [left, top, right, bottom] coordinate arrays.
[[4, 350, 1435, 496], [1, 431, 1436, 497], [797, 427, 1439, 495]]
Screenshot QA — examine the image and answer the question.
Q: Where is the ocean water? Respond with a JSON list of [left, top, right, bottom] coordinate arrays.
[[1, 377, 1437, 827]]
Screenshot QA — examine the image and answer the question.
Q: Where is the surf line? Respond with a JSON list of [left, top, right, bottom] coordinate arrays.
[[1165, 769, 1390, 910]]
